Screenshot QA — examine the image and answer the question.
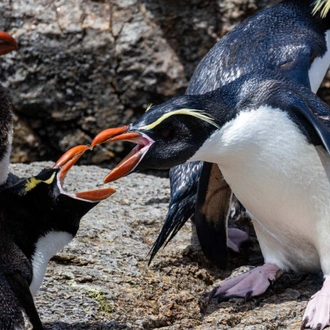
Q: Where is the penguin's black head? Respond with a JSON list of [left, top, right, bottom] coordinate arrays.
[[91, 95, 220, 183], [0, 145, 115, 239]]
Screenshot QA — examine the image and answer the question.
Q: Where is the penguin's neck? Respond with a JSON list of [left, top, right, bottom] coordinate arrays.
[[190, 105, 314, 167], [309, 30, 330, 93], [188, 104, 330, 219]]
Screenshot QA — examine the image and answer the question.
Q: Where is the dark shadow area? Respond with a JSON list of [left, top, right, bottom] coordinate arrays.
[[140, 0, 273, 82], [44, 321, 133, 330]]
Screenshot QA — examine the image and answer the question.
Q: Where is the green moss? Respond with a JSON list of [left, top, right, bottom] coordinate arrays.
[[85, 287, 115, 314]]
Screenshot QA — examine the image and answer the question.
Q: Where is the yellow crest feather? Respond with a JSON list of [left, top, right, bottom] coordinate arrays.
[[24, 173, 56, 194], [312, 0, 330, 18], [145, 104, 153, 112], [140, 108, 220, 130]]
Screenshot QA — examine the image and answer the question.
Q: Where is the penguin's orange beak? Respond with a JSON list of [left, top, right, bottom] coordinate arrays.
[[0, 31, 17, 55], [54, 145, 116, 202], [91, 126, 154, 183]]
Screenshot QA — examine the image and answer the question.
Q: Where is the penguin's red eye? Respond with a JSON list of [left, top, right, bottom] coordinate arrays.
[[160, 126, 173, 139]]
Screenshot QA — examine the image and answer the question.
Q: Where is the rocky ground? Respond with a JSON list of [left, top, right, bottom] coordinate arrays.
[[10, 162, 323, 330]]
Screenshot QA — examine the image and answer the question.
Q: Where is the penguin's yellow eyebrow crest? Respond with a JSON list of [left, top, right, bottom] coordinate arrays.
[[140, 109, 220, 130], [145, 104, 153, 112], [24, 173, 56, 193], [312, 0, 330, 18]]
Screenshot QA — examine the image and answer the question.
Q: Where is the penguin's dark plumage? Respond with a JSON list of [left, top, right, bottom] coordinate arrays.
[[0, 32, 115, 329], [149, 0, 330, 269], [92, 68, 330, 329], [0, 31, 17, 186]]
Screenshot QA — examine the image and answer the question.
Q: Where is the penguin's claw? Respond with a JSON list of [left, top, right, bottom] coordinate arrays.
[[301, 317, 309, 330], [54, 145, 116, 202], [301, 275, 330, 330], [211, 263, 283, 302]]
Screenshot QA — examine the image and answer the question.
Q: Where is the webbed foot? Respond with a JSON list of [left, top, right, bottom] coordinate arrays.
[[302, 275, 330, 329], [210, 263, 284, 302], [227, 227, 251, 253]]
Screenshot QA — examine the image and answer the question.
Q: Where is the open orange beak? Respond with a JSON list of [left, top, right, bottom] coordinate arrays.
[[0, 31, 17, 55], [54, 145, 116, 202], [91, 126, 154, 183]]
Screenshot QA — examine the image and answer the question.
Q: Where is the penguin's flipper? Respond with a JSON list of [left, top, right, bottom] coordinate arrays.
[[6, 271, 43, 330], [195, 162, 231, 269], [148, 161, 201, 265], [282, 90, 330, 154]]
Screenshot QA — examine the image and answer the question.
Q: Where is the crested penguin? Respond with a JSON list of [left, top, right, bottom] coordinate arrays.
[[150, 0, 330, 269], [0, 32, 115, 329], [0, 145, 115, 330], [91, 69, 330, 329]]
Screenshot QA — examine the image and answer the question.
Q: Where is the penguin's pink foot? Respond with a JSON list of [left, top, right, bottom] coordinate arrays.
[[301, 276, 330, 330], [227, 227, 251, 253], [210, 263, 284, 302]]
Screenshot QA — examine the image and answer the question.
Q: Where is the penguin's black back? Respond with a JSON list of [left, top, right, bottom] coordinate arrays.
[[188, 0, 329, 95]]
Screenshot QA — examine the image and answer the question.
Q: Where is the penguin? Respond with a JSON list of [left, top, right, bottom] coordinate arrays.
[[91, 68, 330, 329], [149, 0, 330, 269], [0, 31, 17, 186], [0, 145, 115, 330], [0, 32, 115, 329]]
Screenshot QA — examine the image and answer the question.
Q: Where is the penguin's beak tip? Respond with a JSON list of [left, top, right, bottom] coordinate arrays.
[[0, 31, 18, 55], [91, 125, 130, 148], [91, 127, 154, 183], [54, 145, 116, 202]]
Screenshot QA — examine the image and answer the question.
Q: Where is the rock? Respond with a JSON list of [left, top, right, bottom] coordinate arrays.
[[9, 162, 320, 329], [0, 0, 293, 166]]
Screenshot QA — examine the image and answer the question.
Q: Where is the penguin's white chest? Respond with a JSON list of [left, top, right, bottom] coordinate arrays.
[[190, 106, 330, 272], [30, 231, 73, 296], [308, 30, 330, 93]]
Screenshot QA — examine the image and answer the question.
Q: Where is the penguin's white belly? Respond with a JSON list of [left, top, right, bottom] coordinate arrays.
[[30, 231, 73, 296], [308, 30, 330, 93], [190, 105, 330, 273]]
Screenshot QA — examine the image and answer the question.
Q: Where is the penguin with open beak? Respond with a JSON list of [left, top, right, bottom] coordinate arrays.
[[91, 68, 330, 329], [0, 145, 115, 330], [0, 32, 115, 329], [148, 0, 330, 270]]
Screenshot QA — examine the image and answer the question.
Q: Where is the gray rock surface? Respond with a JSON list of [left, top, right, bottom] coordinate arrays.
[[10, 162, 321, 329]]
